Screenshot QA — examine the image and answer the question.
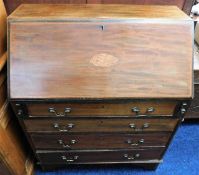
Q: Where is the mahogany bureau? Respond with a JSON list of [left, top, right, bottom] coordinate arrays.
[[8, 4, 193, 170]]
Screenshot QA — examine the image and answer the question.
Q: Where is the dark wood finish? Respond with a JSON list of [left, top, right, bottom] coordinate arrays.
[[24, 118, 178, 133], [38, 162, 160, 171], [36, 148, 165, 164], [31, 133, 171, 150], [194, 71, 199, 84], [8, 5, 193, 99], [27, 101, 177, 117], [0, 81, 6, 111]]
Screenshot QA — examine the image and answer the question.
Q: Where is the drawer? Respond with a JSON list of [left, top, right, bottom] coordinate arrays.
[[24, 118, 178, 133], [31, 133, 171, 150], [25, 101, 177, 117], [36, 148, 165, 164]]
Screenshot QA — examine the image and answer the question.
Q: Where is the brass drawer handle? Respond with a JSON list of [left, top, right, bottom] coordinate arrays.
[[126, 139, 144, 146], [49, 107, 71, 117], [146, 107, 155, 113], [53, 123, 74, 132], [58, 139, 76, 149], [61, 155, 79, 163], [129, 123, 150, 131], [132, 107, 140, 115], [124, 153, 140, 160], [132, 107, 155, 116]]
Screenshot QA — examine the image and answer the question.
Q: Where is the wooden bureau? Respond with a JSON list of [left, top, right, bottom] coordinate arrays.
[[8, 4, 193, 170]]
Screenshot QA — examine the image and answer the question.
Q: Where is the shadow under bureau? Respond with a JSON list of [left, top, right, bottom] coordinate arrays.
[[8, 4, 193, 170]]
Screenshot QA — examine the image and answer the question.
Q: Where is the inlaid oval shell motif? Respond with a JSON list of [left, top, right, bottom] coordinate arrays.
[[90, 53, 118, 67]]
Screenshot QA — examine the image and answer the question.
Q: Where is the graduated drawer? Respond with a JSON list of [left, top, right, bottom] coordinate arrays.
[[24, 118, 178, 133], [25, 101, 177, 117], [31, 133, 171, 150], [36, 148, 165, 164]]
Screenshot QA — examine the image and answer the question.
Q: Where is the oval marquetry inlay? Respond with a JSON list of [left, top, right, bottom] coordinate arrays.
[[90, 53, 118, 67]]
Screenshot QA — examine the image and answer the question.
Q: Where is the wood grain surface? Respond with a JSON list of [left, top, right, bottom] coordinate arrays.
[[4, 0, 86, 15], [27, 101, 177, 117], [30, 133, 171, 150], [24, 118, 178, 133], [87, 0, 185, 9], [8, 4, 190, 21], [36, 148, 165, 164], [9, 19, 193, 99]]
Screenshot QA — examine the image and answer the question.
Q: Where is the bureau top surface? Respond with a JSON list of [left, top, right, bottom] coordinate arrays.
[[8, 4, 190, 21], [8, 4, 193, 100]]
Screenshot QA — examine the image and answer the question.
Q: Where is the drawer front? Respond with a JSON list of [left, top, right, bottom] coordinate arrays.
[[24, 118, 178, 133], [31, 133, 171, 150], [37, 148, 164, 164], [26, 101, 177, 117]]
